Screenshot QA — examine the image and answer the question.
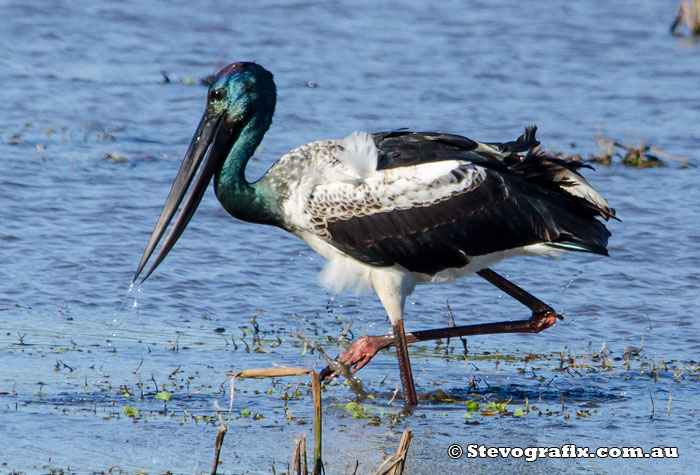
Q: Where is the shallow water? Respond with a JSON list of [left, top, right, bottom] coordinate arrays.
[[1, 0, 699, 473]]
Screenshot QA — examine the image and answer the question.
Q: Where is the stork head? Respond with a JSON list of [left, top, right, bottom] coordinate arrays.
[[206, 62, 276, 135], [133, 62, 276, 282]]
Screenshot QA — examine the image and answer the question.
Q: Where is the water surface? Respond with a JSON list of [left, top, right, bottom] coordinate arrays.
[[1, 0, 699, 473]]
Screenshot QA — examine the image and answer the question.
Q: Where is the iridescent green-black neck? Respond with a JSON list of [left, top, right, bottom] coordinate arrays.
[[208, 63, 283, 227]]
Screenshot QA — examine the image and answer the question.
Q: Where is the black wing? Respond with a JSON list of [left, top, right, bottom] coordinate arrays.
[[320, 126, 615, 275], [372, 125, 539, 170]]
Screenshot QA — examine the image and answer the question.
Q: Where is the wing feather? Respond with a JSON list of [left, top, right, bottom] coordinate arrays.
[[301, 126, 614, 275]]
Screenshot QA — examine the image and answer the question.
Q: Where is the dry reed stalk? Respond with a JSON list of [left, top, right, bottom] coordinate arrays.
[[373, 429, 413, 475], [311, 372, 324, 475], [231, 366, 312, 379], [211, 425, 227, 475], [301, 432, 308, 475], [291, 435, 302, 475], [211, 377, 236, 475]]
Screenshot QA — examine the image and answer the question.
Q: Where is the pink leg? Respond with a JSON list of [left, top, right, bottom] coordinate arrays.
[[320, 268, 560, 381]]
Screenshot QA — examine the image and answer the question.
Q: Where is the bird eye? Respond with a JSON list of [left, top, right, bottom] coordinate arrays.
[[209, 89, 225, 101]]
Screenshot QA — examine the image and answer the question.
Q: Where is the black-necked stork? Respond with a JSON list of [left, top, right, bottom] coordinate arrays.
[[134, 62, 615, 409]]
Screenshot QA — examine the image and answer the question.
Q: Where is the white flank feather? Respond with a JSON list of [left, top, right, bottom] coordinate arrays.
[[338, 131, 378, 179], [320, 255, 373, 294]]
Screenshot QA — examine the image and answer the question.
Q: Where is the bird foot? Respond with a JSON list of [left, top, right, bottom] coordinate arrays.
[[319, 334, 393, 382], [526, 308, 559, 333]]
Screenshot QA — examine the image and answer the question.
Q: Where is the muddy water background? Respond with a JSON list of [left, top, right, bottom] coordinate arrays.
[[1, 0, 700, 473]]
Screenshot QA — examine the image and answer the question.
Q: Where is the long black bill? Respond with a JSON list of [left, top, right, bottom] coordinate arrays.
[[133, 111, 234, 283]]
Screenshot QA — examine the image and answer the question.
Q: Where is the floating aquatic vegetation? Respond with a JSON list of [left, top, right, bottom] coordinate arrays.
[[102, 151, 128, 163], [556, 132, 688, 168], [159, 70, 195, 85], [155, 391, 172, 401], [160, 61, 226, 86], [8, 312, 698, 472], [462, 396, 520, 418]]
